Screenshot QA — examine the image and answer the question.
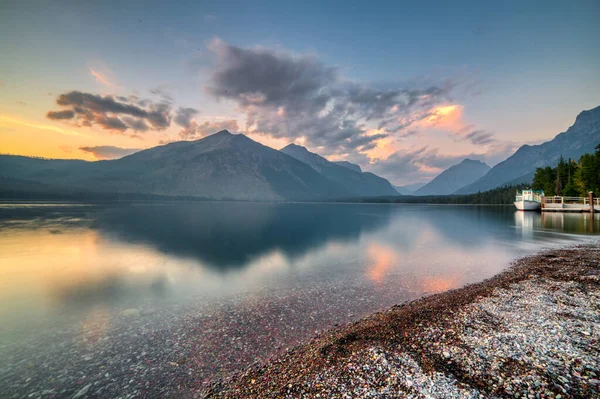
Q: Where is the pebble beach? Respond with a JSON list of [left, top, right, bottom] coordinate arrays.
[[204, 244, 600, 398]]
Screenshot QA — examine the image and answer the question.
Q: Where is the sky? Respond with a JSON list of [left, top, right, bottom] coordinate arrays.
[[1, 0, 599, 185]]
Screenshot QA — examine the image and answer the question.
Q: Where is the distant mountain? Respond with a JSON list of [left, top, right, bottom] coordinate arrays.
[[415, 159, 490, 196], [393, 183, 426, 195], [280, 144, 398, 197], [333, 161, 362, 173], [455, 105, 600, 194], [0, 131, 350, 201]]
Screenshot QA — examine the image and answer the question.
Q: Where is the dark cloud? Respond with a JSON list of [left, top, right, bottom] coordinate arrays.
[[121, 117, 150, 132], [179, 119, 239, 140], [206, 39, 452, 156], [47, 110, 75, 120], [95, 115, 128, 131], [47, 91, 175, 132], [364, 146, 485, 185], [79, 146, 141, 160], [174, 107, 200, 127], [149, 87, 173, 103], [208, 39, 336, 112], [463, 129, 495, 145]]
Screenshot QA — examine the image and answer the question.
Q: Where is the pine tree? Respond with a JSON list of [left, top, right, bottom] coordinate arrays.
[[555, 157, 563, 196]]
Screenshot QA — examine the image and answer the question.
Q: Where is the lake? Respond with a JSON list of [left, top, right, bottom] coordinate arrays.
[[0, 201, 598, 397]]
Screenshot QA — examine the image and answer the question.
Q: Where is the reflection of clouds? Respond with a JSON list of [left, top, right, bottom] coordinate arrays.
[[366, 243, 399, 285], [365, 211, 514, 295], [0, 227, 203, 318], [420, 275, 460, 294], [4, 202, 596, 342]]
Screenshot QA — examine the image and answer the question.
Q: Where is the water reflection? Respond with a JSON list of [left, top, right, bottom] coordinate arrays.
[[514, 210, 600, 235], [1, 202, 598, 338], [91, 202, 394, 271], [1, 202, 599, 397], [365, 242, 398, 284]]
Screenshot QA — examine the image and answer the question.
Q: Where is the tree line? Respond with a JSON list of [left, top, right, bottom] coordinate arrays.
[[338, 184, 529, 205], [532, 144, 600, 197]]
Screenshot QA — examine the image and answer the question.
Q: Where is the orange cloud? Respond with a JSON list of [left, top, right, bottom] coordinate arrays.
[[90, 68, 119, 89], [422, 104, 464, 130], [362, 132, 399, 162], [0, 115, 90, 138]]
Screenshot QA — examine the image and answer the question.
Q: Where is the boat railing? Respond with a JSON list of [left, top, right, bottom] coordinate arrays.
[[518, 192, 543, 203]]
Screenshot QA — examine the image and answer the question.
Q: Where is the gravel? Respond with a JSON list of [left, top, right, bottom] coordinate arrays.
[[204, 244, 600, 398]]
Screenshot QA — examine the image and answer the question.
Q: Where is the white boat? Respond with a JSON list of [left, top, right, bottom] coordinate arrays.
[[514, 189, 544, 211]]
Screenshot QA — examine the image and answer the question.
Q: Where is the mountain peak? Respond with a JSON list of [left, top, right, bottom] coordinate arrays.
[[212, 129, 233, 136], [575, 105, 600, 124], [281, 143, 309, 152], [415, 159, 491, 196], [460, 158, 488, 167]]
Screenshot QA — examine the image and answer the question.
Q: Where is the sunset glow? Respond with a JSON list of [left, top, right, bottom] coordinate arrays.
[[1, 1, 598, 185]]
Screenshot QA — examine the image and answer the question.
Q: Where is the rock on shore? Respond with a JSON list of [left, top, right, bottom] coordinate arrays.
[[203, 245, 600, 398]]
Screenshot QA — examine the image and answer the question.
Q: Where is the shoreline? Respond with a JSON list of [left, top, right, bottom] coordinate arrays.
[[203, 244, 600, 398]]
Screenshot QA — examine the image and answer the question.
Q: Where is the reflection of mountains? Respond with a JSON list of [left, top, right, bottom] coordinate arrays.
[[93, 202, 393, 271]]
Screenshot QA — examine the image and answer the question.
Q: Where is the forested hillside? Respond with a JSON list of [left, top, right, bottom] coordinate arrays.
[[532, 145, 600, 197]]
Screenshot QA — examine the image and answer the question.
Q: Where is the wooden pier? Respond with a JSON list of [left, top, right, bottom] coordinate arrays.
[[541, 192, 599, 213]]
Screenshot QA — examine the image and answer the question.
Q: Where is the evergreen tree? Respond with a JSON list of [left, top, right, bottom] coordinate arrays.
[[555, 157, 563, 196]]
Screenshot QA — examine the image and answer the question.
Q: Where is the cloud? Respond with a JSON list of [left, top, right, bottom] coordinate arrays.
[[462, 129, 495, 145], [79, 145, 141, 160], [174, 107, 200, 127], [94, 115, 128, 131], [205, 39, 453, 157], [150, 87, 173, 103], [121, 116, 149, 132], [365, 146, 486, 185], [179, 119, 239, 140], [47, 110, 75, 120], [200, 40, 528, 184], [90, 68, 118, 89], [47, 91, 174, 133]]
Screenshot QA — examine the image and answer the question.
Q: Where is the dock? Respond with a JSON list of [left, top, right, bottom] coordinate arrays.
[[541, 192, 599, 213]]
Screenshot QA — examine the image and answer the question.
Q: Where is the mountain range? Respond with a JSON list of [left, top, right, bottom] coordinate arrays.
[[2, 105, 599, 200], [414, 159, 490, 196], [0, 130, 395, 201], [455, 105, 600, 194]]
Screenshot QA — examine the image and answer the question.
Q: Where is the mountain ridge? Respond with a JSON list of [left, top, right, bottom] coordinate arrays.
[[280, 144, 398, 197], [0, 131, 396, 201], [0, 131, 351, 201], [455, 105, 600, 194]]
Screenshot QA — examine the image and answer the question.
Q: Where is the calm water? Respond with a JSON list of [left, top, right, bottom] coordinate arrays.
[[0, 202, 598, 396]]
